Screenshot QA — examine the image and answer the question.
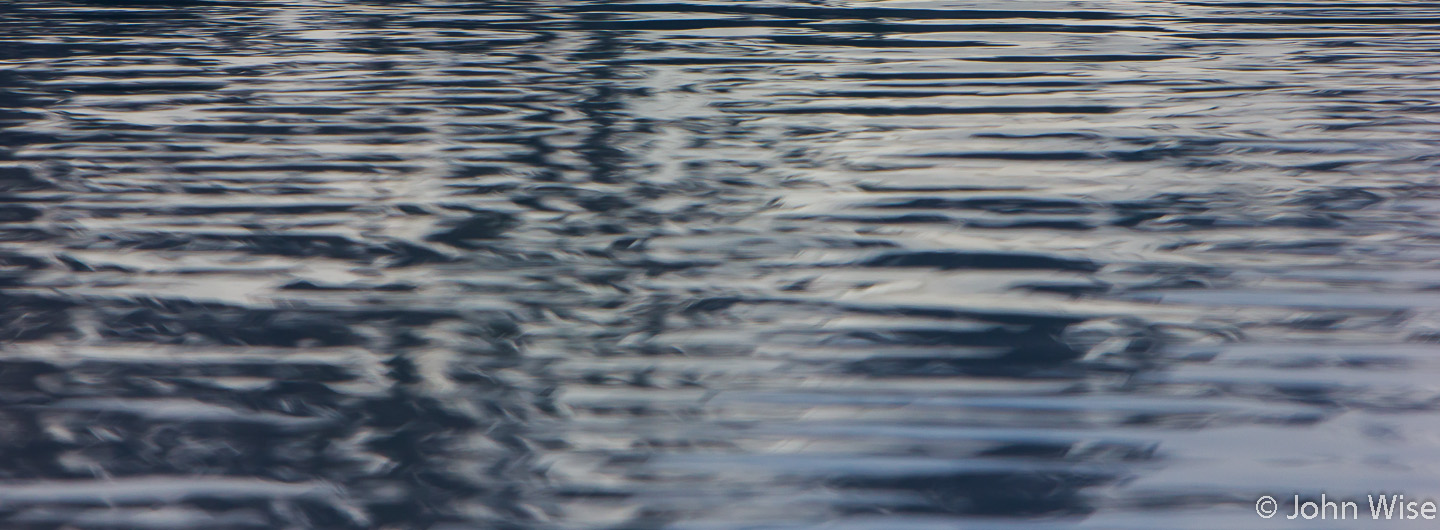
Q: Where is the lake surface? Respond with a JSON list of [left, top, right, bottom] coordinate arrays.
[[3, 0, 1440, 528]]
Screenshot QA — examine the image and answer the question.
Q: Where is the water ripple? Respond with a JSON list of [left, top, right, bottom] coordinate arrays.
[[2, 0, 1440, 528]]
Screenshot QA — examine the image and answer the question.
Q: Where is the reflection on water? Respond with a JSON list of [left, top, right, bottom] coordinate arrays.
[[3, 0, 1440, 528]]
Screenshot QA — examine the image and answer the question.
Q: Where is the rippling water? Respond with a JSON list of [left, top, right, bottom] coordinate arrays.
[[4, 0, 1440, 528]]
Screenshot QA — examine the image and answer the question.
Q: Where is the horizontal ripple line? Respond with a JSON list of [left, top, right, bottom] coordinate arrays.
[[727, 105, 1121, 115]]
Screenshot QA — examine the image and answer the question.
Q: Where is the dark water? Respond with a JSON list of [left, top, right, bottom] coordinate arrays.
[[4, 0, 1440, 528]]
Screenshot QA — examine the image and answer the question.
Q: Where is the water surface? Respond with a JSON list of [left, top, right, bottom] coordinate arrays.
[[3, 0, 1440, 528]]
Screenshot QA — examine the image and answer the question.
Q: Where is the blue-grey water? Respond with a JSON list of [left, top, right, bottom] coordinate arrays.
[[3, 1, 1440, 528]]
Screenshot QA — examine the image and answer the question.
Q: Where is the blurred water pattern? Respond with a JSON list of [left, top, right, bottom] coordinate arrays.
[[3, 0, 1440, 528]]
